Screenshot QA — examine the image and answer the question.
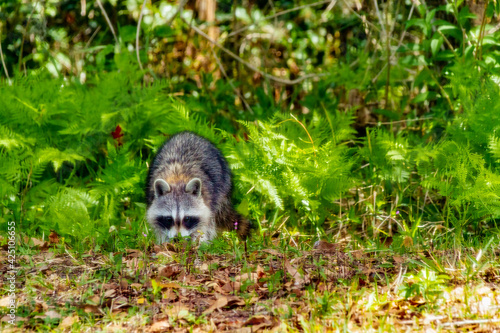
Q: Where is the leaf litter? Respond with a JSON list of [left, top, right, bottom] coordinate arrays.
[[0, 235, 499, 332]]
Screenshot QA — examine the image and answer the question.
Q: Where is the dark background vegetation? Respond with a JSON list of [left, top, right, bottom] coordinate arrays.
[[1, 0, 500, 251]]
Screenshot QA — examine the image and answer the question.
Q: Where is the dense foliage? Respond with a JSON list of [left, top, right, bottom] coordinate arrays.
[[1, 0, 500, 252]]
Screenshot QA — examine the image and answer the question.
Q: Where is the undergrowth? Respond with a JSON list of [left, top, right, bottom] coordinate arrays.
[[1, 63, 499, 252]]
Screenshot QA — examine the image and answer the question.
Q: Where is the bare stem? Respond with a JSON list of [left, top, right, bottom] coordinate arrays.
[[0, 26, 12, 85], [96, 0, 119, 46], [136, 0, 148, 71]]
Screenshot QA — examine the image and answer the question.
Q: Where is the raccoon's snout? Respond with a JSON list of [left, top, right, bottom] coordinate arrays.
[[172, 234, 192, 243]]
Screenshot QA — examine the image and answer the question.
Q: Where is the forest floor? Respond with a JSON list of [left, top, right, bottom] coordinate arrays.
[[1, 234, 500, 332]]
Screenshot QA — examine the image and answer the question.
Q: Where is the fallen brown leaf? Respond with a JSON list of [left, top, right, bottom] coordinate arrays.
[[244, 315, 273, 328], [262, 249, 283, 257], [126, 249, 143, 258], [159, 265, 182, 278], [284, 259, 308, 288], [131, 283, 143, 290], [28, 237, 49, 250], [393, 255, 405, 265], [226, 296, 245, 307], [82, 304, 102, 315], [159, 281, 182, 289], [120, 278, 128, 289], [164, 303, 190, 319], [150, 320, 171, 332], [222, 280, 241, 294], [313, 240, 339, 251], [203, 296, 228, 315], [59, 315, 79, 328], [35, 310, 61, 320], [0, 297, 11, 307], [48, 231, 60, 244], [104, 289, 116, 298]]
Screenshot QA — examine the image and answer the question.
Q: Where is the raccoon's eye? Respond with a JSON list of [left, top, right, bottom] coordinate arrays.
[[156, 216, 174, 229], [183, 216, 199, 230]]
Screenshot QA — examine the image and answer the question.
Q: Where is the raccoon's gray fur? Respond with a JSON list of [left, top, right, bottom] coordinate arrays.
[[146, 131, 250, 243]]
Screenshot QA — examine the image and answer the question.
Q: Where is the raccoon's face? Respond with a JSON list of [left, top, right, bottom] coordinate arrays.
[[147, 178, 214, 242]]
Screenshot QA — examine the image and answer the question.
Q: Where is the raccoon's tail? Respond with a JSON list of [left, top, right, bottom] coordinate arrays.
[[216, 201, 253, 240]]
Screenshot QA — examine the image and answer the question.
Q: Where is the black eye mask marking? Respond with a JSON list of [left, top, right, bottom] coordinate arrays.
[[156, 216, 174, 229], [183, 216, 200, 230]]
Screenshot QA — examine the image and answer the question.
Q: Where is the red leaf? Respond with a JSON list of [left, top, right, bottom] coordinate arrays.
[[111, 125, 124, 146]]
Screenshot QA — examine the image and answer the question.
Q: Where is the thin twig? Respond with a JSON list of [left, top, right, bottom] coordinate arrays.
[[227, 0, 331, 38], [440, 318, 500, 327], [321, 0, 337, 22], [136, 0, 148, 71], [477, 1, 489, 60], [18, 1, 38, 74], [0, 27, 12, 85], [437, 29, 458, 58], [183, 18, 325, 85], [96, 0, 119, 46], [166, 0, 189, 26], [372, 0, 386, 36], [85, 25, 101, 49], [289, 114, 316, 157], [371, 2, 415, 84], [339, 0, 399, 45], [210, 46, 254, 114], [426, 64, 453, 110]]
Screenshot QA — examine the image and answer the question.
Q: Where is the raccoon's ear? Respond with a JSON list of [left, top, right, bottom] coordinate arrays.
[[185, 178, 202, 197], [154, 179, 171, 197]]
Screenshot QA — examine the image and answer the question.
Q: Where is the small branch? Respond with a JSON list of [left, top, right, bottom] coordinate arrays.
[[183, 18, 325, 85], [96, 0, 119, 46], [0, 27, 12, 85], [136, 0, 148, 71]]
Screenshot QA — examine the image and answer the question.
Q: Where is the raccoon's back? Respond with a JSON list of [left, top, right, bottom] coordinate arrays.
[[146, 132, 232, 208]]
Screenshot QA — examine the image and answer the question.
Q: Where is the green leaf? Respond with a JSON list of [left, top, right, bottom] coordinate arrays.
[[119, 25, 137, 43], [430, 35, 444, 56], [96, 45, 114, 67], [154, 26, 174, 37], [486, 1, 495, 19]]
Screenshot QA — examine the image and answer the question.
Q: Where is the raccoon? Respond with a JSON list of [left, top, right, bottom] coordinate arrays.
[[145, 131, 250, 243]]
